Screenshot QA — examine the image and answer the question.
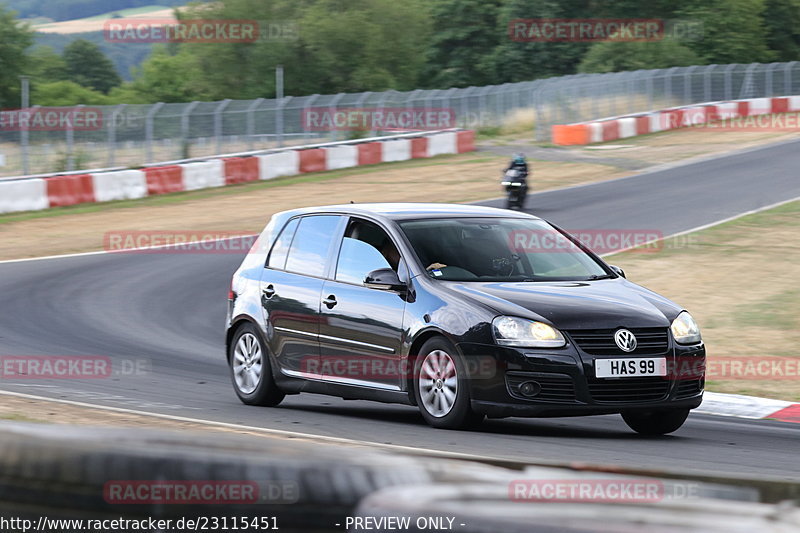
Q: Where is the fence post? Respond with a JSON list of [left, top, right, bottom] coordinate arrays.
[[107, 104, 127, 167], [329, 93, 346, 142], [179, 101, 200, 159], [724, 64, 737, 100], [683, 65, 697, 104], [145, 102, 164, 163], [703, 65, 716, 102], [355, 91, 371, 134], [766, 62, 781, 97], [214, 99, 231, 155], [442, 87, 458, 128], [19, 76, 30, 175], [276, 96, 292, 147], [785, 61, 798, 95], [246, 98, 265, 151], [371, 91, 391, 137], [303, 94, 319, 141]]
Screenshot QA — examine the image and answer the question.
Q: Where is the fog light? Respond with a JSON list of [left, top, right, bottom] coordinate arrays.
[[519, 381, 541, 398]]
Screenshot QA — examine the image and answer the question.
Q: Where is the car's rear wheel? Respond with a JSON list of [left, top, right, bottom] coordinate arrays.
[[229, 323, 285, 406], [622, 408, 689, 435], [413, 337, 483, 429]]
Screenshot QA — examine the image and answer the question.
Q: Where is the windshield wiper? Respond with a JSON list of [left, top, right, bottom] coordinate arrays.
[[584, 274, 614, 281]]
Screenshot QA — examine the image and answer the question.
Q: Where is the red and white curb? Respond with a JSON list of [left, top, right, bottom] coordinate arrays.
[[696, 392, 800, 423], [552, 95, 800, 145], [0, 129, 476, 215]]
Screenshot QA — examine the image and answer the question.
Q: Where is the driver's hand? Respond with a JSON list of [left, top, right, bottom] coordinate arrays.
[[427, 262, 447, 270]]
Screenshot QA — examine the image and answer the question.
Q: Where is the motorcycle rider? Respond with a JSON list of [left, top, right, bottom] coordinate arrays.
[[503, 153, 529, 208]]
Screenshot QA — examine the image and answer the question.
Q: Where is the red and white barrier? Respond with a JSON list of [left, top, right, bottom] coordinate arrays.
[[180, 160, 224, 191], [257, 150, 300, 180], [1, 129, 476, 214], [427, 132, 458, 156], [325, 145, 358, 170], [553, 95, 800, 145], [0, 179, 49, 214], [381, 139, 411, 162], [92, 170, 147, 202]]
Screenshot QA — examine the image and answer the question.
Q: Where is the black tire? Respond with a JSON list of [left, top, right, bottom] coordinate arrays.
[[622, 408, 690, 435], [413, 337, 484, 429], [229, 322, 285, 406]]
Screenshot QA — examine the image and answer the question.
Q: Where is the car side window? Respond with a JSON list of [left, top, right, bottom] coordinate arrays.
[[267, 217, 300, 269], [335, 219, 401, 285], [284, 215, 341, 277]]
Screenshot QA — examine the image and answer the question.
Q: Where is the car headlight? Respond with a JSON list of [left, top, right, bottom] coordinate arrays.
[[671, 311, 702, 344], [492, 316, 566, 348]]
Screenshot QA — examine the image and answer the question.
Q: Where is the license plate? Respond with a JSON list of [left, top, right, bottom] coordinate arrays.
[[595, 357, 667, 378]]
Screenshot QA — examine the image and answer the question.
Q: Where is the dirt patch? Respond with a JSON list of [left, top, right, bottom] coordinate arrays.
[[608, 201, 800, 401], [0, 154, 627, 260]]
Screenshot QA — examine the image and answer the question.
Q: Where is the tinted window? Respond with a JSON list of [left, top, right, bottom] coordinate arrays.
[[267, 217, 299, 269], [284, 215, 341, 277], [399, 218, 608, 282], [336, 238, 392, 284], [335, 219, 401, 285]]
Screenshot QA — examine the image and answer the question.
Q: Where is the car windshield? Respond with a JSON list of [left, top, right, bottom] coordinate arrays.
[[399, 217, 610, 282]]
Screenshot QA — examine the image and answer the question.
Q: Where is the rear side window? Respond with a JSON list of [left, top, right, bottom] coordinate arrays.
[[284, 215, 341, 277], [267, 218, 300, 269]]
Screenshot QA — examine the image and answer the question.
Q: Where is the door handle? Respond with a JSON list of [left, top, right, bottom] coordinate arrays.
[[262, 284, 276, 299], [322, 295, 337, 309]]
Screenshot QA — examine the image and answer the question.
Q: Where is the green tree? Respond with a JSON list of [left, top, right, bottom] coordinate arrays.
[[25, 46, 68, 83], [63, 39, 122, 94], [423, 0, 503, 88], [125, 47, 211, 103], [486, 0, 591, 83], [679, 0, 774, 63], [578, 39, 702, 73], [0, 5, 34, 108], [762, 0, 800, 61], [31, 80, 109, 106]]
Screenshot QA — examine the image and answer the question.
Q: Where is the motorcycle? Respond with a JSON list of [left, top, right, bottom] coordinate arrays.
[[501, 169, 527, 210]]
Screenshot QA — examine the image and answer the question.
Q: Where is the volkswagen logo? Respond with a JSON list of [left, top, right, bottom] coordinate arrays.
[[614, 329, 637, 352]]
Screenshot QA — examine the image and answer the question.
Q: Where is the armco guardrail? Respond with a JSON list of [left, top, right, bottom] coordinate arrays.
[[552, 95, 800, 145], [0, 129, 475, 215]]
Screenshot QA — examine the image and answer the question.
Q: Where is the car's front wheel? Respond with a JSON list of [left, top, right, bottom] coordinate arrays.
[[229, 323, 285, 406], [622, 408, 690, 435], [413, 337, 483, 429]]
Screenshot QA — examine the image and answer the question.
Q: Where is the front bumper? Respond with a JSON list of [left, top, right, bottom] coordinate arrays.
[[458, 340, 705, 418]]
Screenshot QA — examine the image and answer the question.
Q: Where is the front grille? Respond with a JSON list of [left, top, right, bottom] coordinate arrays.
[[568, 328, 669, 355], [506, 372, 576, 402], [588, 377, 670, 403], [675, 378, 704, 399]]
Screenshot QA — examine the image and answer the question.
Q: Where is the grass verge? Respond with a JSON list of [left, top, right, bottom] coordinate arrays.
[[607, 200, 800, 401]]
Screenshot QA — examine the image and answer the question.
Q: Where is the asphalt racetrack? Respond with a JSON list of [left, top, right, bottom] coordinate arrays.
[[1, 139, 799, 481]]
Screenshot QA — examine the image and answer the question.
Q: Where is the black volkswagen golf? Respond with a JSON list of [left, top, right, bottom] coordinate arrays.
[[226, 203, 705, 434]]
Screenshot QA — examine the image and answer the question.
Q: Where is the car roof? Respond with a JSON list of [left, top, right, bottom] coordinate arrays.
[[277, 203, 541, 222]]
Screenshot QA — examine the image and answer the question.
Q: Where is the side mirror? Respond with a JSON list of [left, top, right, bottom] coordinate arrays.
[[364, 268, 405, 291], [609, 265, 626, 278]]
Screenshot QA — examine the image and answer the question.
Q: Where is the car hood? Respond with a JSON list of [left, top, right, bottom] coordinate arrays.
[[441, 279, 681, 330]]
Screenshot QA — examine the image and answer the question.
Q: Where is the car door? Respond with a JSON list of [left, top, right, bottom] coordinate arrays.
[[260, 215, 344, 377], [318, 217, 408, 390]]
